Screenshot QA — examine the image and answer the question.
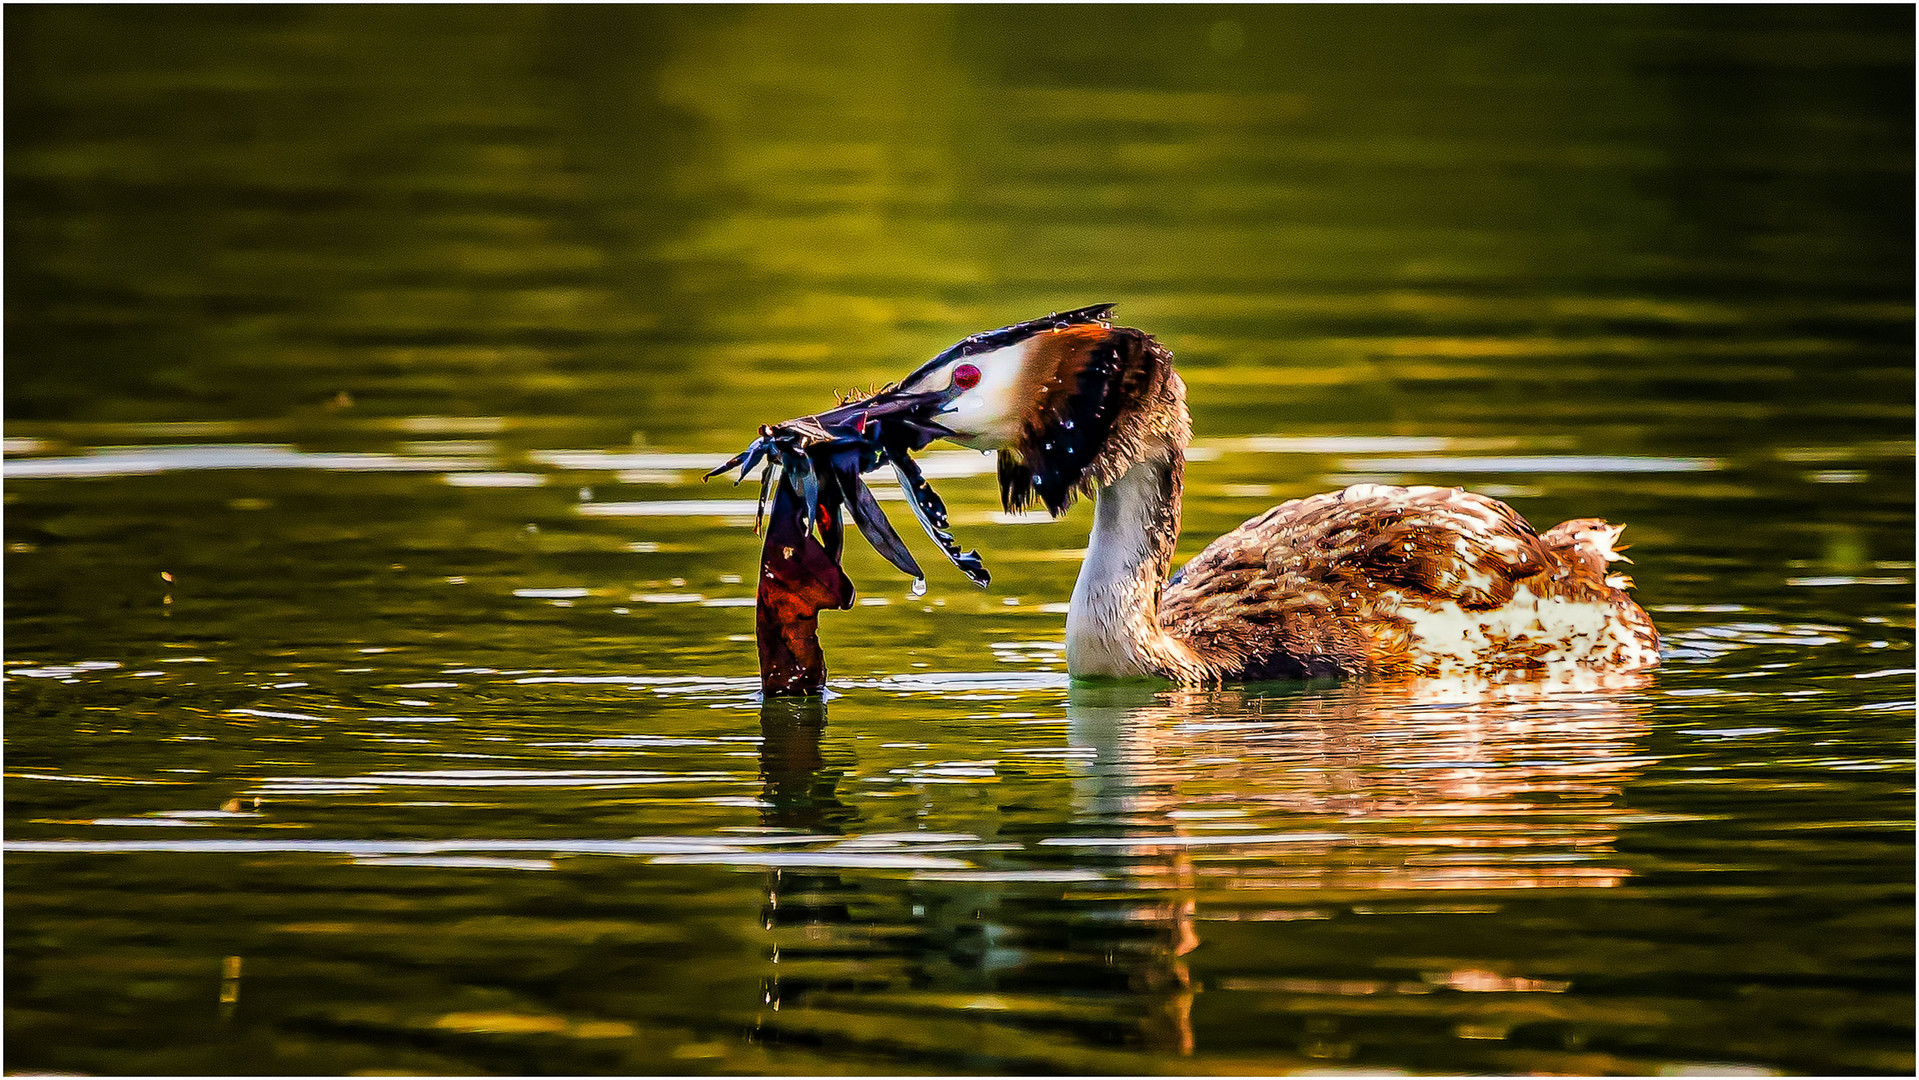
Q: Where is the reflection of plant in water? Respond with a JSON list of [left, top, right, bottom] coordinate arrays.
[[755, 697, 858, 1016], [757, 697, 854, 833]]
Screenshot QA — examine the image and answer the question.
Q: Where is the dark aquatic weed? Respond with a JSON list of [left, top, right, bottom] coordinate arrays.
[[708, 393, 990, 695], [705, 397, 990, 592]]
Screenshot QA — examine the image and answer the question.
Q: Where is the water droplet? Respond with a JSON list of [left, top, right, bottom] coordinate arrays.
[[909, 578, 927, 598]]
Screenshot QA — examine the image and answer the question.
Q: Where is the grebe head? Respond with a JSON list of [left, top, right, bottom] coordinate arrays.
[[714, 306, 1188, 689], [894, 304, 1188, 515], [890, 304, 1120, 450]]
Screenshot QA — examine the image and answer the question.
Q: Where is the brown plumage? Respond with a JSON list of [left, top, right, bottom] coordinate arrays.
[[997, 325, 1187, 516], [1159, 483, 1660, 681]]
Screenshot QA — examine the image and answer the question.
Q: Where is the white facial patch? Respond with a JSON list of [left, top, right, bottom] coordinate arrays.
[[903, 340, 1036, 450]]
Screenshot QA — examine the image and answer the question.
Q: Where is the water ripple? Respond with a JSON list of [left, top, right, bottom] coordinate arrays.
[[4, 443, 488, 478]]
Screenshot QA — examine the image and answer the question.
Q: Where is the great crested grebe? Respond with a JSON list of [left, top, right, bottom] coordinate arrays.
[[718, 305, 1660, 688], [869, 305, 1658, 682]]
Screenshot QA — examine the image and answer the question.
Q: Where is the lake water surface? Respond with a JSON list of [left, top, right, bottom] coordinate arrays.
[[5, 7, 1913, 1076]]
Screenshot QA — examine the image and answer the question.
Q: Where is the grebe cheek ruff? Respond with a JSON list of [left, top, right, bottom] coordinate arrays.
[[918, 306, 1661, 684]]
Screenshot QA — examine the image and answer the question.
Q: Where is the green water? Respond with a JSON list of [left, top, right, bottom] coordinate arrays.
[[5, 6, 1912, 1075]]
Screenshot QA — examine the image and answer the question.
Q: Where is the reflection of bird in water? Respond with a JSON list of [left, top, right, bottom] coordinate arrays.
[[1063, 674, 1654, 1058], [1070, 674, 1654, 887], [829, 306, 1663, 683]]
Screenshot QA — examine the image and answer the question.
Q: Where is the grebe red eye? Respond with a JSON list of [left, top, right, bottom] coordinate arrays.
[[952, 363, 982, 390]]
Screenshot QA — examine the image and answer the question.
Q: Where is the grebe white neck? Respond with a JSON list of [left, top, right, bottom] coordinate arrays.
[[1065, 450, 1201, 680]]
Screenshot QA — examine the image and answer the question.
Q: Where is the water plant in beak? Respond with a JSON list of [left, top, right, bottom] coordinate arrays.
[[706, 388, 991, 593], [708, 387, 991, 695]]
